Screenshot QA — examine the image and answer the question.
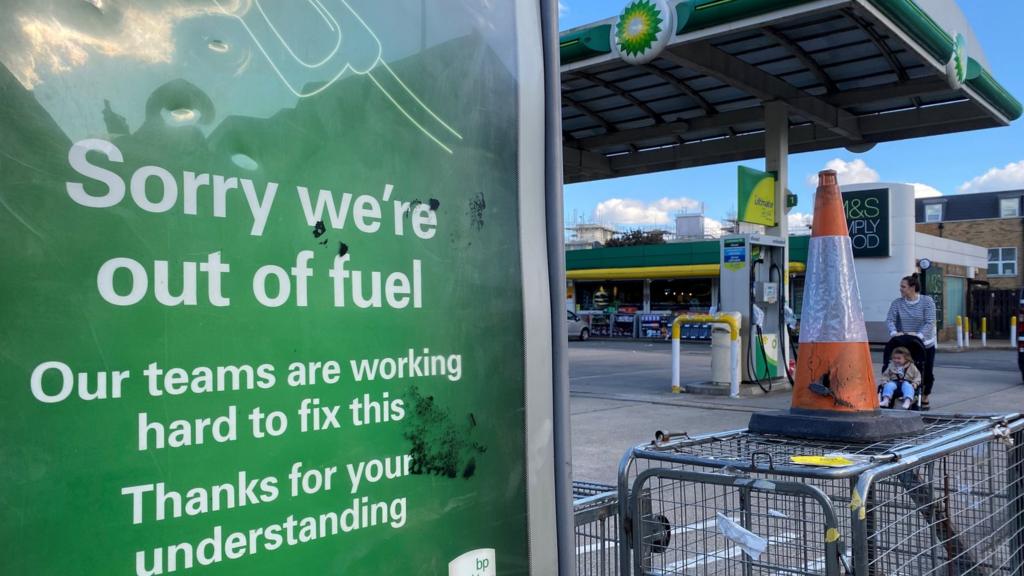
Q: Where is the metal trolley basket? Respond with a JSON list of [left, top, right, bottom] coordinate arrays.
[[575, 481, 623, 576], [617, 413, 1024, 575]]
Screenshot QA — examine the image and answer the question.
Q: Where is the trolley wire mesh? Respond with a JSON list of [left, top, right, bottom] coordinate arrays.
[[617, 413, 1024, 575], [644, 415, 1006, 465], [865, 427, 1024, 575], [575, 481, 621, 576], [636, 472, 838, 575]]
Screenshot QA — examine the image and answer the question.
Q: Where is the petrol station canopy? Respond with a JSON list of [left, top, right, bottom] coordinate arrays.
[[560, 0, 1022, 184]]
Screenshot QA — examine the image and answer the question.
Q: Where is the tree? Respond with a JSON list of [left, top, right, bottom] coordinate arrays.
[[605, 228, 666, 247]]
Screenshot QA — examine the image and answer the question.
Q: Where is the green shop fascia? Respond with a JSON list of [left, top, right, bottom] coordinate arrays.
[[566, 237, 809, 338]]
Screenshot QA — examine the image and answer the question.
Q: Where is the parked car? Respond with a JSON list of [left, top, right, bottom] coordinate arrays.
[[568, 310, 590, 341]]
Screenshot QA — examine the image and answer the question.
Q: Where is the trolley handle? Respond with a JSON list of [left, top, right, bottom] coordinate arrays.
[[750, 451, 775, 470]]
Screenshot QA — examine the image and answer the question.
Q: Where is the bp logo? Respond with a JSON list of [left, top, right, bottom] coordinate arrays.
[[612, 0, 675, 65], [945, 31, 967, 88]]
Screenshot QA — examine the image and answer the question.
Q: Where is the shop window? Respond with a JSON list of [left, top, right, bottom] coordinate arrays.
[[924, 203, 942, 223], [987, 247, 1017, 277], [1001, 197, 1021, 218], [650, 279, 712, 312], [790, 275, 806, 320], [943, 276, 964, 328], [574, 281, 643, 311]]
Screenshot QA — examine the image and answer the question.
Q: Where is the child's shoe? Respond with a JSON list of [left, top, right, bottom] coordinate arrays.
[[901, 398, 913, 410], [879, 395, 891, 408]]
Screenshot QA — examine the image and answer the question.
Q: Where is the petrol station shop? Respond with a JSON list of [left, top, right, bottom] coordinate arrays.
[[567, 184, 989, 342]]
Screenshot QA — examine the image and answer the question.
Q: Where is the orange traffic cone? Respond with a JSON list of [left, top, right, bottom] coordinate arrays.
[[748, 170, 923, 441]]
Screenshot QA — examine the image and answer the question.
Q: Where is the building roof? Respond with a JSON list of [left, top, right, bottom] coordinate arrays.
[[561, 0, 1021, 183], [566, 235, 810, 274], [916, 189, 1024, 222]]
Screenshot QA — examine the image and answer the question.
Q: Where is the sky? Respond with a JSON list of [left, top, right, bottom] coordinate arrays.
[[557, 1, 1024, 232]]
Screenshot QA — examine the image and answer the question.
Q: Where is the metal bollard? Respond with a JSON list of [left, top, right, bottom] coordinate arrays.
[[956, 315, 964, 348], [671, 328, 681, 394], [1012, 316, 1018, 347], [982, 317, 988, 347], [671, 313, 740, 396]]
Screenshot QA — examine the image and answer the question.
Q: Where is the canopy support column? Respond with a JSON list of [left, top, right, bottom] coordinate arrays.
[[766, 101, 791, 378]]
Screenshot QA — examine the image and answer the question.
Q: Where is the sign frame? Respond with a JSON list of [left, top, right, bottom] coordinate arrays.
[[737, 165, 778, 227], [842, 188, 891, 258]]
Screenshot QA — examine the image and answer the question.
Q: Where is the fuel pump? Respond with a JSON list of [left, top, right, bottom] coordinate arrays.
[[720, 234, 789, 390]]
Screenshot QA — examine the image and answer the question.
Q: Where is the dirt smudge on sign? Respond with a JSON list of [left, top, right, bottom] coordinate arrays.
[[468, 193, 486, 230], [402, 386, 486, 479]]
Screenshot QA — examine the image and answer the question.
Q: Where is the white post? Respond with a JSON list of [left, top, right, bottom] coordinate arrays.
[[956, 315, 964, 348], [672, 334, 681, 393], [1012, 316, 1018, 347], [965, 320, 971, 348], [765, 101, 790, 379], [729, 338, 741, 398], [982, 317, 987, 347]]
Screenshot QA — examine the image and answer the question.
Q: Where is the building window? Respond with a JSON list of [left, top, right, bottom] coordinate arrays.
[[988, 247, 1017, 276], [943, 276, 964, 328], [574, 281, 644, 311], [1001, 197, 1020, 218], [649, 279, 712, 312], [924, 203, 943, 223]]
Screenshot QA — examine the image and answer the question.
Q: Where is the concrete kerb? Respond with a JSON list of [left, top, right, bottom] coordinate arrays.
[[937, 342, 1016, 352]]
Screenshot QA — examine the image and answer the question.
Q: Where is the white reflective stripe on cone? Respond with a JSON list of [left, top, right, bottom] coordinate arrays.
[[798, 235, 868, 343]]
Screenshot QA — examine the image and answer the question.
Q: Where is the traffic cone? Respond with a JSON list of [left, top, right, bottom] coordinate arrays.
[[748, 170, 923, 441]]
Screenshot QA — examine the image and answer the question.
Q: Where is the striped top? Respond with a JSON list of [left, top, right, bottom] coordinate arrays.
[[886, 295, 937, 348]]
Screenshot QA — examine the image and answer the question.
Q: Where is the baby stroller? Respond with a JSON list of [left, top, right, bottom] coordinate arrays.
[[878, 334, 927, 410]]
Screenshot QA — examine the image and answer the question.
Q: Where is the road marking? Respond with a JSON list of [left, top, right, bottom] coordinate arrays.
[[660, 532, 798, 571], [575, 516, 739, 556], [571, 368, 675, 381], [765, 556, 825, 575]]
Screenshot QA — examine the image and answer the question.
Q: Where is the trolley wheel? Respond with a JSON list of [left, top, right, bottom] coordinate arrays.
[[649, 514, 672, 554], [579, 327, 590, 342]]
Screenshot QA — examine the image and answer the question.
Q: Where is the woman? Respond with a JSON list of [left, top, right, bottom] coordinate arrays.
[[886, 274, 937, 409]]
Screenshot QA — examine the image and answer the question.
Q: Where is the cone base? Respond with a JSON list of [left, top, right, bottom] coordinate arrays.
[[748, 409, 925, 442]]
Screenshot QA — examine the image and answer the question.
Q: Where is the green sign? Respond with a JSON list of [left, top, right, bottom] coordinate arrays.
[[612, 0, 675, 64], [926, 266, 945, 330], [723, 237, 747, 271], [842, 189, 890, 258], [737, 166, 777, 227], [1, 1, 551, 574]]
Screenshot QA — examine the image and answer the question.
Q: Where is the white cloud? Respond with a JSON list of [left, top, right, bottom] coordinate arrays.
[[958, 160, 1024, 194], [703, 216, 723, 237], [805, 158, 880, 189], [788, 211, 813, 234], [559, 1, 568, 16], [908, 182, 943, 198], [593, 197, 702, 225]]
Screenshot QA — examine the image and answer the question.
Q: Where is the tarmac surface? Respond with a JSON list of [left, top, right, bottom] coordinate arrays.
[[569, 339, 1024, 485]]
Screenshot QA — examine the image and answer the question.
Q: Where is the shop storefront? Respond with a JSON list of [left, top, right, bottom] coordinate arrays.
[[566, 239, 809, 339], [564, 195, 989, 343]]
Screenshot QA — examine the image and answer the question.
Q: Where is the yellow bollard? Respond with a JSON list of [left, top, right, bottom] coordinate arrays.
[[1012, 316, 1018, 347], [671, 313, 741, 396], [956, 316, 964, 348], [982, 317, 988, 347]]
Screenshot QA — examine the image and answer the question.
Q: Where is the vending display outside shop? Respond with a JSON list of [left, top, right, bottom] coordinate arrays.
[[0, 1, 561, 575]]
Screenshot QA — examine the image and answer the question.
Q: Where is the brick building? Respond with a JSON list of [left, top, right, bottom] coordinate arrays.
[[916, 190, 1024, 290]]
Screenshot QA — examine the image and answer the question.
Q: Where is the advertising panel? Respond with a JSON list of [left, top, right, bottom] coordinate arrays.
[[842, 188, 890, 258], [0, 1, 554, 574], [737, 166, 777, 227]]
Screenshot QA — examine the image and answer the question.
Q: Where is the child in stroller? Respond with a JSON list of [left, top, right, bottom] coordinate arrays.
[[879, 335, 927, 410]]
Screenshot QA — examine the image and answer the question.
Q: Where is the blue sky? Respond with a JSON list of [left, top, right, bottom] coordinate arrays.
[[558, 1, 1024, 231]]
